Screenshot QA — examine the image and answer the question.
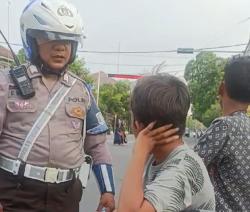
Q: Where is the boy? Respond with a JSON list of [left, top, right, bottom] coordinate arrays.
[[194, 56, 250, 211], [117, 74, 215, 212]]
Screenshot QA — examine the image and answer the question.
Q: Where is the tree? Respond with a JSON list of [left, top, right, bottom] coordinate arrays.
[[186, 116, 205, 130], [184, 60, 195, 81], [68, 56, 93, 84], [184, 52, 227, 126], [98, 81, 131, 131], [16, 48, 27, 64], [201, 103, 221, 127]]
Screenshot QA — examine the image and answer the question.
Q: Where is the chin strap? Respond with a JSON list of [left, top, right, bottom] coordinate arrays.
[[39, 63, 67, 76], [33, 56, 68, 76], [92, 164, 115, 195]]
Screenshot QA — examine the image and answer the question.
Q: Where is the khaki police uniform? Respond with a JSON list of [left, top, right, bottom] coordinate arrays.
[[0, 64, 112, 211]]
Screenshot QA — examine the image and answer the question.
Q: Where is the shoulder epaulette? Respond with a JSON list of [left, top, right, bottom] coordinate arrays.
[[68, 71, 88, 86]]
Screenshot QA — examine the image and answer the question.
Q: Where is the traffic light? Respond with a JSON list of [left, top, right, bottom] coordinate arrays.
[[108, 74, 142, 79], [177, 48, 194, 54]]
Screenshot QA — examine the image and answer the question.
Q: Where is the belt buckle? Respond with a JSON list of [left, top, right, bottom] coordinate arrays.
[[13, 160, 22, 175], [45, 168, 58, 183]]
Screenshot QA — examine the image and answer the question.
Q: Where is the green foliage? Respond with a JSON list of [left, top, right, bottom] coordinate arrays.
[[184, 60, 195, 81], [17, 48, 27, 64], [68, 57, 93, 84], [98, 81, 131, 131], [186, 116, 205, 130], [201, 103, 221, 127], [184, 52, 226, 127]]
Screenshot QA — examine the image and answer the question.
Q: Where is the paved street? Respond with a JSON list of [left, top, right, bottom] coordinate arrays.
[[80, 135, 197, 211]]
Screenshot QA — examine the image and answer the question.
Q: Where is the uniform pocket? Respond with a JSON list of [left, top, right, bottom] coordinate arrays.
[[64, 103, 86, 134], [5, 99, 37, 133]]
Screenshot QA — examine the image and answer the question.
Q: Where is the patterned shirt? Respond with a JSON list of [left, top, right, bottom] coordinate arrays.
[[194, 111, 250, 212], [144, 145, 215, 212]]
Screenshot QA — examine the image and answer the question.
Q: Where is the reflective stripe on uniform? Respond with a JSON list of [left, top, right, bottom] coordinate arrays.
[[18, 78, 77, 162]]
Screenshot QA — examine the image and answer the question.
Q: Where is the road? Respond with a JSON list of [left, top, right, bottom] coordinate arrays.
[[80, 135, 197, 211]]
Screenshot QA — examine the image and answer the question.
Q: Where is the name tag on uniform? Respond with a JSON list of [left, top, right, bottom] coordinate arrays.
[[7, 100, 36, 113]]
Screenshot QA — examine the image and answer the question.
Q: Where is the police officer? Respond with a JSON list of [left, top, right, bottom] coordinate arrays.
[[0, 0, 115, 211]]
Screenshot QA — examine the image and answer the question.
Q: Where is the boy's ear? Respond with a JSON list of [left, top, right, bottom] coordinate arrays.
[[134, 121, 145, 131], [133, 120, 145, 136], [134, 121, 140, 130]]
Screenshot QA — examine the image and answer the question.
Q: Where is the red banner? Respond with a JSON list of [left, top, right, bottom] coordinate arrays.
[[108, 74, 143, 79]]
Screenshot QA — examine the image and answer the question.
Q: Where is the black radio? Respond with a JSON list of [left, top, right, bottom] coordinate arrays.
[[0, 30, 35, 99], [9, 65, 35, 99]]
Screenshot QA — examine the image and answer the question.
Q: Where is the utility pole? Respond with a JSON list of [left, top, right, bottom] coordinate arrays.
[[244, 35, 250, 55], [117, 42, 120, 73], [96, 71, 101, 106], [7, 0, 10, 41], [7, 0, 11, 65]]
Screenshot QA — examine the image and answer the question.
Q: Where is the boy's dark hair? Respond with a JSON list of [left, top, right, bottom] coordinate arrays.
[[224, 56, 250, 103], [131, 74, 190, 136]]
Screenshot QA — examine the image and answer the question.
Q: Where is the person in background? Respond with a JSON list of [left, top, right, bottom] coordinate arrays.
[[117, 74, 215, 212], [120, 122, 127, 144], [0, 0, 115, 211], [114, 125, 122, 145], [194, 56, 250, 211]]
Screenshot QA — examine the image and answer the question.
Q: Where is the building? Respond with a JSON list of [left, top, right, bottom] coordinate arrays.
[[0, 45, 13, 69], [91, 71, 116, 88]]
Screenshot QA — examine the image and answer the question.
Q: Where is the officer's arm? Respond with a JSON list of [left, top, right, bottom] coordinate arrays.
[[84, 134, 115, 194], [83, 90, 115, 195], [0, 71, 8, 136]]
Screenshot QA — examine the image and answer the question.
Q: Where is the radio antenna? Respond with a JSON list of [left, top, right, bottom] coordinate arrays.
[[0, 30, 20, 66]]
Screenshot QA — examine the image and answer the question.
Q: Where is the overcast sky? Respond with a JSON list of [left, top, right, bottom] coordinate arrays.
[[1, 0, 250, 76]]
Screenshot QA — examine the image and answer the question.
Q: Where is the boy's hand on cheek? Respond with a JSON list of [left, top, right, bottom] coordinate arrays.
[[134, 122, 179, 155]]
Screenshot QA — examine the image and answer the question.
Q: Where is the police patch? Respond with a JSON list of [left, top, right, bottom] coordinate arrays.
[[71, 120, 81, 129], [71, 106, 85, 119], [96, 112, 105, 125]]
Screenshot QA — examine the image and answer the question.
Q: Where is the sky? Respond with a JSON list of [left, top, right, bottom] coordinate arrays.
[[1, 0, 250, 76]]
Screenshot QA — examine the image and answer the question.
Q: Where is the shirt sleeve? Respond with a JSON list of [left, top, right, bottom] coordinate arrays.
[[85, 86, 109, 135], [0, 71, 8, 136], [83, 84, 112, 165], [84, 133, 112, 165], [144, 164, 192, 212], [194, 119, 229, 166]]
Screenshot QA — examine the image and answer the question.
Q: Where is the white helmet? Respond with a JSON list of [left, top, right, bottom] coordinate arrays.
[[20, 0, 85, 64]]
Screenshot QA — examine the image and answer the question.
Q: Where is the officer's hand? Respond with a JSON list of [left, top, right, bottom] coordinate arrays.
[[96, 193, 115, 212]]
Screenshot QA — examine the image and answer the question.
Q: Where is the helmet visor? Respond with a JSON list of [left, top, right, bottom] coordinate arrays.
[[27, 29, 84, 45]]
